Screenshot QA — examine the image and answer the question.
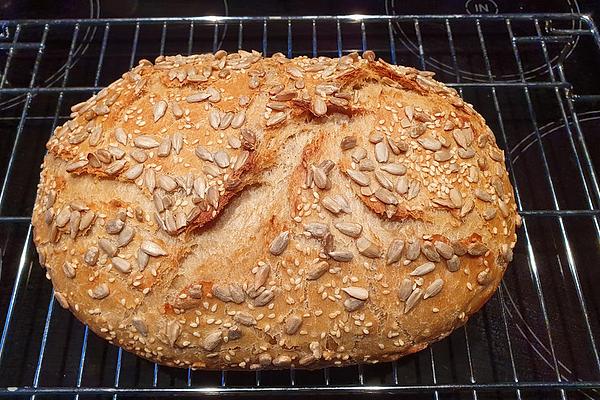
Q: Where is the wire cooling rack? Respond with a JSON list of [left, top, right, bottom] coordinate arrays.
[[1, 14, 600, 399]]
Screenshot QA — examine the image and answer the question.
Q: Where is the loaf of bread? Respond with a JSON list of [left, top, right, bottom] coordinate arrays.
[[32, 50, 519, 370]]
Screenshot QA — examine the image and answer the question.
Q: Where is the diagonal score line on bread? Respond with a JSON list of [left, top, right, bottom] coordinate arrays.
[[31, 49, 520, 370]]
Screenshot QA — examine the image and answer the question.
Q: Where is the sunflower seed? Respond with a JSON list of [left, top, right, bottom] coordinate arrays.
[[114, 127, 127, 145], [164, 321, 181, 346], [201, 330, 222, 351], [334, 195, 352, 213], [219, 112, 234, 130], [164, 210, 177, 233], [230, 312, 256, 329], [396, 176, 408, 195], [273, 90, 296, 102], [403, 180, 420, 200], [186, 92, 211, 103], [369, 132, 383, 144], [111, 257, 131, 273], [343, 286, 369, 300], [62, 261, 76, 278], [410, 124, 426, 139], [422, 242, 441, 262], [321, 196, 342, 214], [318, 160, 335, 174], [98, 238, 118, 257], [206, 108, 220, 129], [389, 281, 410, 307], [381, 163, 406, 176], [135, 249, 149, 270], [84, 247, 99, 266], [446, 188, 462, 208], [468, 242, 488, 256], [157, 136, 171, 157], [328, 250, 354, 262], [483, 207, 497, 220], [106, 218, 124, 235], [129, 149, 147, 163], [158, 175, 178, 192], [304, 223, 329, 238], [334, 222, 362, 238], [374, 141, 389, 163], [341, 136, 357, 150], [434, 149, 452, 162], [297, 355, 316, 366], [344, 298, 365, 312], [306, 261, 329, 280], [116, 225, 135, 248], [88, 126, 102, 146], [108, 146, 126, 160], [501, 244, 514, 262], [374, 187, 398, 205], [96, 149, 112, 164], [190, 177, 206, 199], [422, 278, 444, 299], [206, 186, 219, 209], [78, 211, 95, 231], [458, 147, 475, 159], [131, 317, 148, 337], [498, 199, 510, 218], [346, 169, 370, 187], [284, 315, 302, 335], [431, 242, 452, 260], [442, 255, 459, 273], [352, 148, 367, 162], [232, 151, 249, 172], [66, 159, 88, 173], [144, 168, 156, 193], [287, 65, 304, 78], [405, 240, 421, 261], [134, 136, 160, 149], [141, 240, 167, 256], [474, 189, 492, 202], [212, 284, 232, 302], [152, 100, 167, 122], [402, 288, 422, 314], [460, 198, 474, 218], [452, 129, 468, 148], [262, 100, 280, 111], [213, 151, 230, 168], [254, 263, 270, 288], [54, 207, 70, 228], [310, 97, 327, 117], [312, 166, 330, 190], [358, 158, 375, 172], [88, 283, 109, 300], [254, 290, 274, 306], [477, 269, 491, 285], [356, 237, 381, 258], [489, 148, 503, 162], [266, 111, 286, 126], [382, 239, 404, 265], [168, 101, 182, 120], [269, 231, 289, 256], [123, 163, 144, 180], [418, 137, 442, 151], [410, 262, 436, 276], [271, 355, 291, 367], [373, 170, 392, 188]]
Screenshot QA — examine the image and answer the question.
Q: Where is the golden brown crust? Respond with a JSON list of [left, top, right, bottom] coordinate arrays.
[[32, 50, 519, 370]]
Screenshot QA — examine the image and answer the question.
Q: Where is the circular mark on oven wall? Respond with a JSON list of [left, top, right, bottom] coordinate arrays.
[[509, 111, 600, 164], [385, 0, 580, 82], [465, 0, 499, 14], [0, 0, 100, 111]]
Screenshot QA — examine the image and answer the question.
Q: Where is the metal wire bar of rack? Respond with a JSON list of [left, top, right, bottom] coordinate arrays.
[[0, 13, 600, 399]]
